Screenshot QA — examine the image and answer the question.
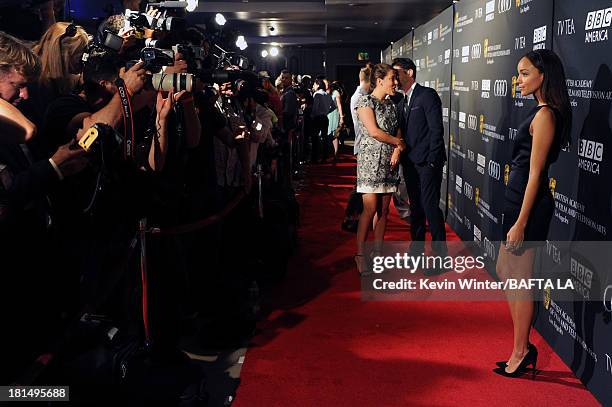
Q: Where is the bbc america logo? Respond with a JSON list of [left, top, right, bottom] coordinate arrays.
[[455, 174, 463, 193], [481, 79, 491, 99], [468, 114, 478, 130], [533, 25, 547, 50], [585, 8, 612, 30], [494, 80, 508, 97], [488, 160, 501, 180]]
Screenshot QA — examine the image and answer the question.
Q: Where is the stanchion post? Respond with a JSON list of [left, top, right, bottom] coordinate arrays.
[[256, 164, 264, 219], [138, 218, 152, 347]]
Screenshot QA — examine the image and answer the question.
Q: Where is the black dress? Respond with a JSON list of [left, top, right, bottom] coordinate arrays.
[[502, 105, 560, 243]]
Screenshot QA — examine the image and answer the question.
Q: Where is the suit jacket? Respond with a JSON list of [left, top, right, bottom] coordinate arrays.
[[397, 83, 446, 166]]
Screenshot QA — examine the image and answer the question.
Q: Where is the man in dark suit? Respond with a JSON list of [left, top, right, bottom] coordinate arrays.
[[392, 58, 447, 272]]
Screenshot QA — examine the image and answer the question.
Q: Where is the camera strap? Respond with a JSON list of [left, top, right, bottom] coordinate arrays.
[[115, 78, 135, 160]]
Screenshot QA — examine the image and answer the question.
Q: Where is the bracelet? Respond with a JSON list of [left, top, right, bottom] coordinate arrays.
[[48, 158, 64, 181]]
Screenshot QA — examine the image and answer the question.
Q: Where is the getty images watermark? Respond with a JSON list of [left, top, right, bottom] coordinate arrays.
[[360, 241, 612, 302]]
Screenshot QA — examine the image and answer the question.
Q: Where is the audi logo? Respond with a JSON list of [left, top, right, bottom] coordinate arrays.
[[471, 43, 482, 59], [464, 182, 474, 199], [484, 237, 496, 260], [468, 114, 478, 130], [464, 217, 472, 231], [498, 0, 511, 13], [489, 161, 501, 180], [494, 80, 508, 97], [604, 285, 612, 313]]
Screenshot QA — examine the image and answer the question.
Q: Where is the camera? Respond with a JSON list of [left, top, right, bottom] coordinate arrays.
[[172, 44, 206, 71], [78, 123, 123, 163], [126, 47, 174, 73], [124, 9, 186, 33]]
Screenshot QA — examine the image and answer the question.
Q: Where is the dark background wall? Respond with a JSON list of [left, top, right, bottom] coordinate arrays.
[[246, 45, 381, 84], [382, 0, 612, 404]]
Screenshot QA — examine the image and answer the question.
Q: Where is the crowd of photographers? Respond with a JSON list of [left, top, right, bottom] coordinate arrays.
[[0, 3, 301, 391]]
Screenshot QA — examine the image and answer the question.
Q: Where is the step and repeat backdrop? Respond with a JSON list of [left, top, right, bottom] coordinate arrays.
[[412, 5, 453, 212], [382, 0, 612, 404]]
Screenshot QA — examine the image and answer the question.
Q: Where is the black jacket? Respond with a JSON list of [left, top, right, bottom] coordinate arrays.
[[397, 83, 446, 166]]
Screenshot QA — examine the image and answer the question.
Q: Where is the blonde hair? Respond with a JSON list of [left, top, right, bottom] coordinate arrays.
[[33, 22, 89, 95], [0, 31, 41, 81]]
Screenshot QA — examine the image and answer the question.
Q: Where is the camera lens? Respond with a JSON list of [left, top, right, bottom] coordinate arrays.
[[151, 72, 194, 93]]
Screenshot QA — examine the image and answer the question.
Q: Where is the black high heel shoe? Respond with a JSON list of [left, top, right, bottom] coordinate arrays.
[[494, 343, 534, 368], [493, 344, 538, 379]]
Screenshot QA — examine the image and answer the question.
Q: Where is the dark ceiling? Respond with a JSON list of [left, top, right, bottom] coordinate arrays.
[[188, 0, 453, 47]]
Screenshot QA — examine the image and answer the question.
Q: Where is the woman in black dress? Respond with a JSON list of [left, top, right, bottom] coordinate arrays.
[[494, 49, 571, 378]]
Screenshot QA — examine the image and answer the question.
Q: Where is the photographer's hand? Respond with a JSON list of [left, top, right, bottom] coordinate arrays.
[[156, 87, 174, 123], [164, 52, 188, 74], [119, 61, 147, 95], [50, 141, 89, 178]]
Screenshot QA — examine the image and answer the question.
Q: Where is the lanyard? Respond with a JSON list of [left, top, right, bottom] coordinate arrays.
[[115, 78, 135, 160]]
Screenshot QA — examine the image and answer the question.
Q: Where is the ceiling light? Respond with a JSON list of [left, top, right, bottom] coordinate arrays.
[[261, 50, 268, 58], [215, 13, 226, 26], [343, 26, 355, 30], [186, 0, 198, 12], [270, 46, 279, 56], [236, 35, 248, 50]]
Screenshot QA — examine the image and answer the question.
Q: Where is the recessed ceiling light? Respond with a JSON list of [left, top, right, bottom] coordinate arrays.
[[343, 26, 355, 30], [373, 22, 378, 25]]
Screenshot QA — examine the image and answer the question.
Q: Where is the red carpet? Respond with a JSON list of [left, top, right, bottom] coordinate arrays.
[[234, 152, 599, 407]]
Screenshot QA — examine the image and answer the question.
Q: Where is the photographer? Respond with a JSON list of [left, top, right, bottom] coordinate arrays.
[[0, 30, 89, 383]]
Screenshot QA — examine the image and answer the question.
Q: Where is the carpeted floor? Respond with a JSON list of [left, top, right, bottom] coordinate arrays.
[[234, 153, 600, 407]]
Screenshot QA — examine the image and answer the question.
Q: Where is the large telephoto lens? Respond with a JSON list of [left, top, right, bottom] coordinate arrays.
[[151, 72, 194, 93]]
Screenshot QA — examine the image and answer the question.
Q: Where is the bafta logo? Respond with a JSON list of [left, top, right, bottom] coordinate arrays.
[[479, 114, 485, 134], [448, 193, 453, 208], [475, 187, 480, 207], [435, 78, 440, 91], [549, 177, 557, 196], [544, 287, 551, 310], [452, 74, 456, 90], [511, 76, 518, 98], [455, 12, 459, 27], [483, 38, 489, 58], [439, 23, 443, 36], [504, 164, 510, 185], [516, 0, 521, 8], [450, 134, 454, 149]]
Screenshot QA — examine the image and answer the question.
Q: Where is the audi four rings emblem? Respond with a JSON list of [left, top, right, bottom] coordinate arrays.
[[471, 43, 482, 59], [464, 183, 473, 199], [484, 238, 496, 260], [488, 161, 501, 180], [498, 0, 511, 13], [604, 285, 612, 313], [494, 80, 508, 97], [468, 114, 478, 130]]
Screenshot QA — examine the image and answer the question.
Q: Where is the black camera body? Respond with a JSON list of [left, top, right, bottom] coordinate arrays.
[[125, 47, 174, 73], [78, 124, 123, 163], [172, 44, 205, 72]]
